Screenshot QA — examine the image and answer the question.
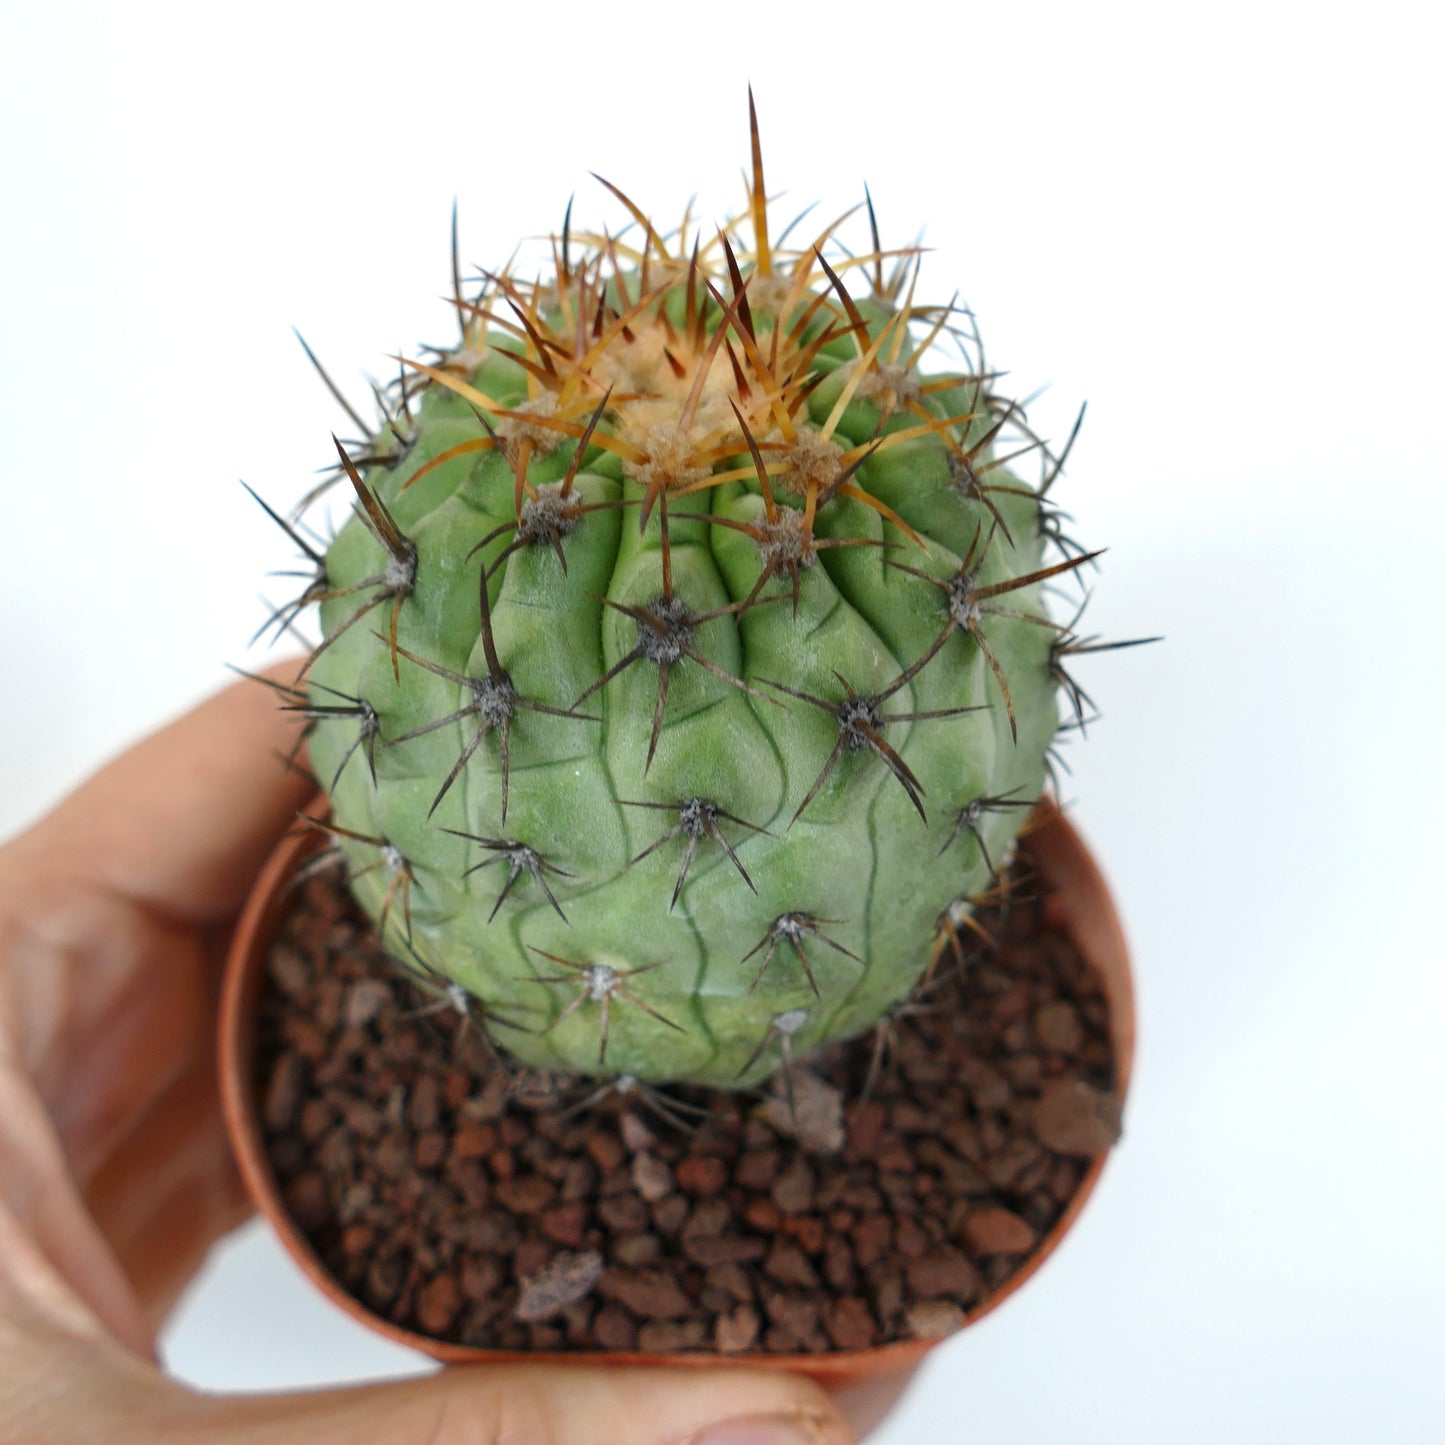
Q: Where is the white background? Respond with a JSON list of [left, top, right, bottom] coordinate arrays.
[[3, 2, 1443, 1440]]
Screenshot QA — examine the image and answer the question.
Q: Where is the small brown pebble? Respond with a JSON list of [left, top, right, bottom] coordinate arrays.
[[345, 978, 393, 1028], [906, 1301, 967, 1339], [495, 1175, 557, 1215], [715, 1303, 761, 1353], [985, 1136, 1044, 1190], [685, 1198, 733, 1237], [1020, 1189, 1058, 1233], [585, 1133, 625, 1172], [460, 1256, 503, 1302], [741, 1119, 775, 1150], [343, 1100, 387, 1138], [823, 1296, 877, 1350], [823, 1236, 858, 1293], [941, 1119, 985, 1164], [340, 1224, 374, 1257], [1045, 1158, 1081, 1203], [638, 1319, 708, 1352], [597, 1269, 694, 1319], [1001, 1054, 1044, 1091], [592, 1303, 638, 1351], [846, 1101, 886, 1157], [282, 1017, 329, 1062], [960, 1206, 1038, 1258], [682, 1233, 768, 1268], [764, 1238, 820, 1290], [443, 1070, 471, 1110], [297, 1097, 331, 1143], [612, 1233, 662, 1267], [561, 1157, 596, 1201], [674, 1155, 728, 1196], [541, 1202, 589, 1249], [268, 944, 310, 997], [463, 1073, 508, 1121], [562, 1299, 594, 1338], [652, 1194, 689, 1235], [783, 1216, 825, 1255], [762, 1291, 822, 1343], [366, 1254, 405, 1308], [1000, 1020, 1031, 1052], [743, 1198, 782, 1233], [894, 1218, 929, 1260], [619, 1113, 657, 1153], [906, 1251, 982, 1302], [413, 1130, 447, 1171], [337, 1181, 375, 1222], [991, 979, 1031, 1025], [416, 1273, 462, 1335], [851, 1215, 892, 1269], [770, 1159, 816, 1214], [889, 1101, 932, 1133], [631, 1152, 674, 1203], [313, 1129, 352, 1178], [466, 1213, 519, 1255], [761, 1070, 845, 1154], [283, 1172, 330, 1231], [263, 1053, 304, 1132], [451, 1121, 494, 1160], [446, 1158, 490, 1209], [512, 1239, 552, 1281], [959, 1060, 1011, 1111], [840, 1181, 884, 1214], [1033, 1000, 1084, 1055], [980, 1255, 1013, 1289], [875, 1142, 914, 1174], [735, 1149, 780, 1190], [515, 1250, 604, 1323], [598, 1193, 649, 1233], [1031, 1078, 1123, 1156], [408, 1076, 442, 1131], [705, 1262, 755, 1303], [813, 1172, 848, 1212]]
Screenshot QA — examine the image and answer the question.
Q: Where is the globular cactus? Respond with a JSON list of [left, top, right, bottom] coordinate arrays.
[[254, 101, 1106, 1090]]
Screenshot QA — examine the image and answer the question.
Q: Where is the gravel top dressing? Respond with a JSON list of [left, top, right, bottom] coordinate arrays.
[[256, 849, 1120, 1355]]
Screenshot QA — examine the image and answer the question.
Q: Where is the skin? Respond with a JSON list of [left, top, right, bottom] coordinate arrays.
[[0, 667, 912, 1443]]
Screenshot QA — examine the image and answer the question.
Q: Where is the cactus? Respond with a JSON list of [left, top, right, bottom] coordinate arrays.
[[254, 99, 1110, 1090]]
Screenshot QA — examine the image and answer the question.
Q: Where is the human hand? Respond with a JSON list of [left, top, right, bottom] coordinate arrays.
[[0, 668, 872, 1443]]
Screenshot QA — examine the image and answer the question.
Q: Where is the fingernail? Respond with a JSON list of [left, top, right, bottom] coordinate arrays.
[[686, 1412, 826, 1445]]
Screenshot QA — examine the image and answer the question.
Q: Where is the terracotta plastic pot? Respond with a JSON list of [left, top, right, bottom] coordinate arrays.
[[220, 795, 1133, 1398]]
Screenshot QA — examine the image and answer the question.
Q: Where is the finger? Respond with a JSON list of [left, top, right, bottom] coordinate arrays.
[[9, 662, 314, 924], [0, 1074, 156, 1361], [829, 1368, 919, 1439], [84, 1039, 249, 1324], [175, 1362, 855, 1445]]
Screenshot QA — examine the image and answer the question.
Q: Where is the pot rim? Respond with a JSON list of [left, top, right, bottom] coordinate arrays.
[[219, 795, 1133, 1381]]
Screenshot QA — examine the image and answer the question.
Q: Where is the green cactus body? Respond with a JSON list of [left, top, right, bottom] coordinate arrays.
[[289, 125, 1091, 1088]]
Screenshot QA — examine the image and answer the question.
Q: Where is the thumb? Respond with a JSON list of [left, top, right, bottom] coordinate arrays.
[[189, 1362, 856, 1445]]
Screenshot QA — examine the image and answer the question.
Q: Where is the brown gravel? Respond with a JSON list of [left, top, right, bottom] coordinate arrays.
[[253, 850, 1120, 1354]]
